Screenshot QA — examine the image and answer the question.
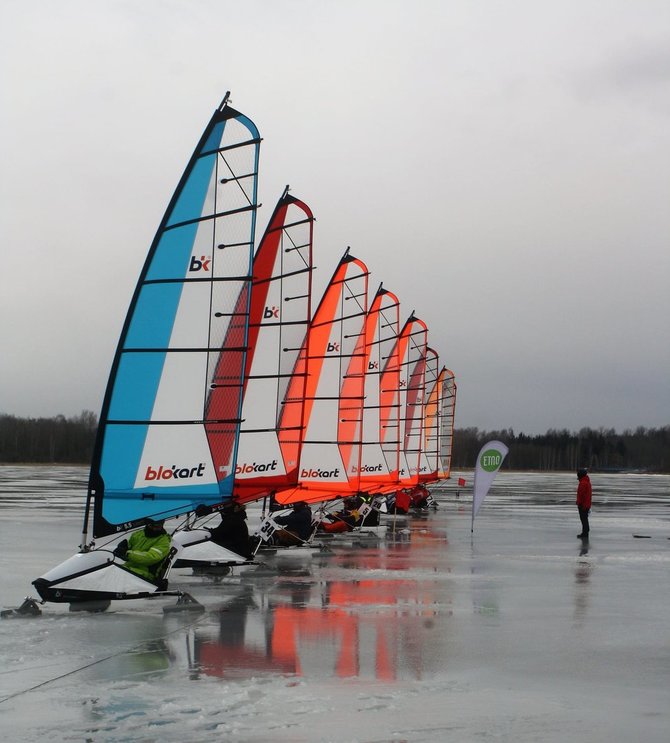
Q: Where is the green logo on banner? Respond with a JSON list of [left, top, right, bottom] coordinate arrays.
[[480, 449, 502, 472]]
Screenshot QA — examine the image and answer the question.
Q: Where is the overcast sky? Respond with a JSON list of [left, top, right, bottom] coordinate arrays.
[[1, 0, 669, 435]]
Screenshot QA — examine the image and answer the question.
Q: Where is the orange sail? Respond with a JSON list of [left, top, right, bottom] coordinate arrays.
[[418, 349, 440, 484], [275, 249, 369, 505], [438, 368, 457, 480], [357, 285, 401, 493], [397, 314, 428, 489]]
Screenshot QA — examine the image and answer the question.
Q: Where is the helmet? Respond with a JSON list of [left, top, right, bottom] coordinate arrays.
[[577, 468, 588, 478]]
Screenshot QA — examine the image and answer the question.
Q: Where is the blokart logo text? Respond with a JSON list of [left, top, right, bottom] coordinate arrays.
[[145, 463, 206, 480], [300, 467, 340, 478], [352, 464, 383, 473], [235, 460, 278, 474]]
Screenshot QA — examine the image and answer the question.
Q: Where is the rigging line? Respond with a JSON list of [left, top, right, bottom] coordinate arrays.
[[0, 611, 209, 705], [218, 149, 256, 208], [343, 288, 367, 315]]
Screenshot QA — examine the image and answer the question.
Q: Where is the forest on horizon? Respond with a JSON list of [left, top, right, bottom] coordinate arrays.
[[1, 412, 668, 473]]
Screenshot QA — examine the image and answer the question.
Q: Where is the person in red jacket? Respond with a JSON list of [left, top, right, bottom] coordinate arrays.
[[576, 468, 592, 538]]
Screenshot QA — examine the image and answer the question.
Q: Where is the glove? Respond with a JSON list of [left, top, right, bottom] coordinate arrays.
[[113, 539, 128, 559], [194, 504, 212, 518]]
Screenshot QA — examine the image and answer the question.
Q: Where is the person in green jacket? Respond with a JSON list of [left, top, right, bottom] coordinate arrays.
[[113, 518, 172, 583]]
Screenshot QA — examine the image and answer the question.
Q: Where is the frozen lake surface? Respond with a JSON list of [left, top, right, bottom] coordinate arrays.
[[1, 467, 669, 742]]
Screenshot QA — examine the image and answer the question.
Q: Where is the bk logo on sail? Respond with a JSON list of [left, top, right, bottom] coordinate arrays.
[[189, 255, 211, 272], [263, 306, 279, 319]]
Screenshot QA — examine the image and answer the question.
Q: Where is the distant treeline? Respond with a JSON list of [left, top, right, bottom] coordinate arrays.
[[452, 426, 670, 473], [0, 412, 98, 464], [1, 413, 669, 473]]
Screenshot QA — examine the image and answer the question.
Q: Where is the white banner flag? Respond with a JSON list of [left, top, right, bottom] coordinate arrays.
[[472, 440, 509, 532]]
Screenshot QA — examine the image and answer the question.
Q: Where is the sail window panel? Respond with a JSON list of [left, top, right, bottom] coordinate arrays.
[[215, 146, 258, 214], [216, 115, 260, 154], [277, 345, 306, 415], [206, 348, 245, 402], [216, 131, 258, 199], [280, 207, 312, 266], [207, 280, 248, 348], [213, 212, 254, 278], [151, 352, 211, 420]]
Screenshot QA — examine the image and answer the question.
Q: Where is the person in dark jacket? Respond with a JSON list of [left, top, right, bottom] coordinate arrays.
[[273, 501, 313, 546], [576, 468, 592, 538], [206, 501, 253, 559]]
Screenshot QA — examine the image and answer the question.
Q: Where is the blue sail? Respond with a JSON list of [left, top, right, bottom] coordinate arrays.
[[88, 97, 260, 537]]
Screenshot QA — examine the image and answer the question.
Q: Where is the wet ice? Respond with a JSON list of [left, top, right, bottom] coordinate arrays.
[[1, 468, 669, 742]]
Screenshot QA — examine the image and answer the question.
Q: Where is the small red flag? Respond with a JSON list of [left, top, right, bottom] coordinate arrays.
[[458, 477, 466, 487]]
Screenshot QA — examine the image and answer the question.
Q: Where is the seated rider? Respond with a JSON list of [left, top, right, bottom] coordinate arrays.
[[358, 494, 380, 526], [113, 518, 171, 584], [409, 484, 431, 509], [318, 496, 363, 533], [273, 501, 313, 546], [205, 501, 253, 559]]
